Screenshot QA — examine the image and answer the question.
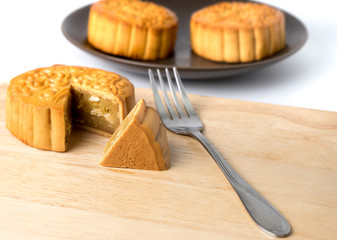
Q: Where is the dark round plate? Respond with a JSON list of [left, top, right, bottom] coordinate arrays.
[[61, 0, 308, 79]]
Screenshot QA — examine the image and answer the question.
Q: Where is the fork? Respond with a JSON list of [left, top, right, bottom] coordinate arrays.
[[148, 67, 291, 237]]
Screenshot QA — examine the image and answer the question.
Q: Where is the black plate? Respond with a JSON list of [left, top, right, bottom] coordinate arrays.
[[61, 0, 308, 79]]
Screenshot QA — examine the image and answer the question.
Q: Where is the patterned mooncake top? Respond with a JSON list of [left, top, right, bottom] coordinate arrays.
[[191, 2, 284, 28], [93, 0, 177, 28], [7, 65, 134, 107]]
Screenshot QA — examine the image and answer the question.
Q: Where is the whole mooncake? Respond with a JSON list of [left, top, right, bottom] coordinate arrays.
[[87, 0, 178, 60], [190, 1, 286, 63]]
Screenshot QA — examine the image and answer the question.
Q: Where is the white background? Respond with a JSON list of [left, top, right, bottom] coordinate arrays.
[[1, 0, 337, 112]]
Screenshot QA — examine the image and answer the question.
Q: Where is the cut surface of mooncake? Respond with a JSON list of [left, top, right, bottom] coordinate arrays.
[[101, 99, 170, 171], [190, 1, 286, 63], [87, 0, 178, 61], [6, 65, 135, 152]]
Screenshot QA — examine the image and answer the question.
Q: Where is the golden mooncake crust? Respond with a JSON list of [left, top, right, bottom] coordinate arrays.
[[190, 1, 286, 63], [101, 99, 170, 171], [6, 65, 135, 152], [87, 0, 178, 60]]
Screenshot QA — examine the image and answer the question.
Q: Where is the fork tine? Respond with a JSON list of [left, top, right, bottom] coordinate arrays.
[[156, 69, 178, 119], [148, 69, 172, 121], [173, 67, 197, 117], [165, 68, 187, 118]]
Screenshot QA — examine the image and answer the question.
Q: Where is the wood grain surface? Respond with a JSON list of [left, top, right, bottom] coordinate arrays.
[[1, 83, 336, 240]]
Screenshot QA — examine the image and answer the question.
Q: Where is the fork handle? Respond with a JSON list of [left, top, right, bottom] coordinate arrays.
[[190, 130, 291, 237]]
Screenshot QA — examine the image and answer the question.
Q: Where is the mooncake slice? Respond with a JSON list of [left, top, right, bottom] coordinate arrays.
[[101, 99, 170, 170]]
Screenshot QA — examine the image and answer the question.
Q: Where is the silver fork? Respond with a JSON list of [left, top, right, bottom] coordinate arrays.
[[148, 67, 291, 238]]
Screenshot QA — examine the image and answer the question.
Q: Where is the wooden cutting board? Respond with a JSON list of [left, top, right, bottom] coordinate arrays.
[[1, 83, 336, 240]]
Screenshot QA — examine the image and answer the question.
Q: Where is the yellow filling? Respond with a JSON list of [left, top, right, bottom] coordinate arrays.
[[71, 88, 120, 135]]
